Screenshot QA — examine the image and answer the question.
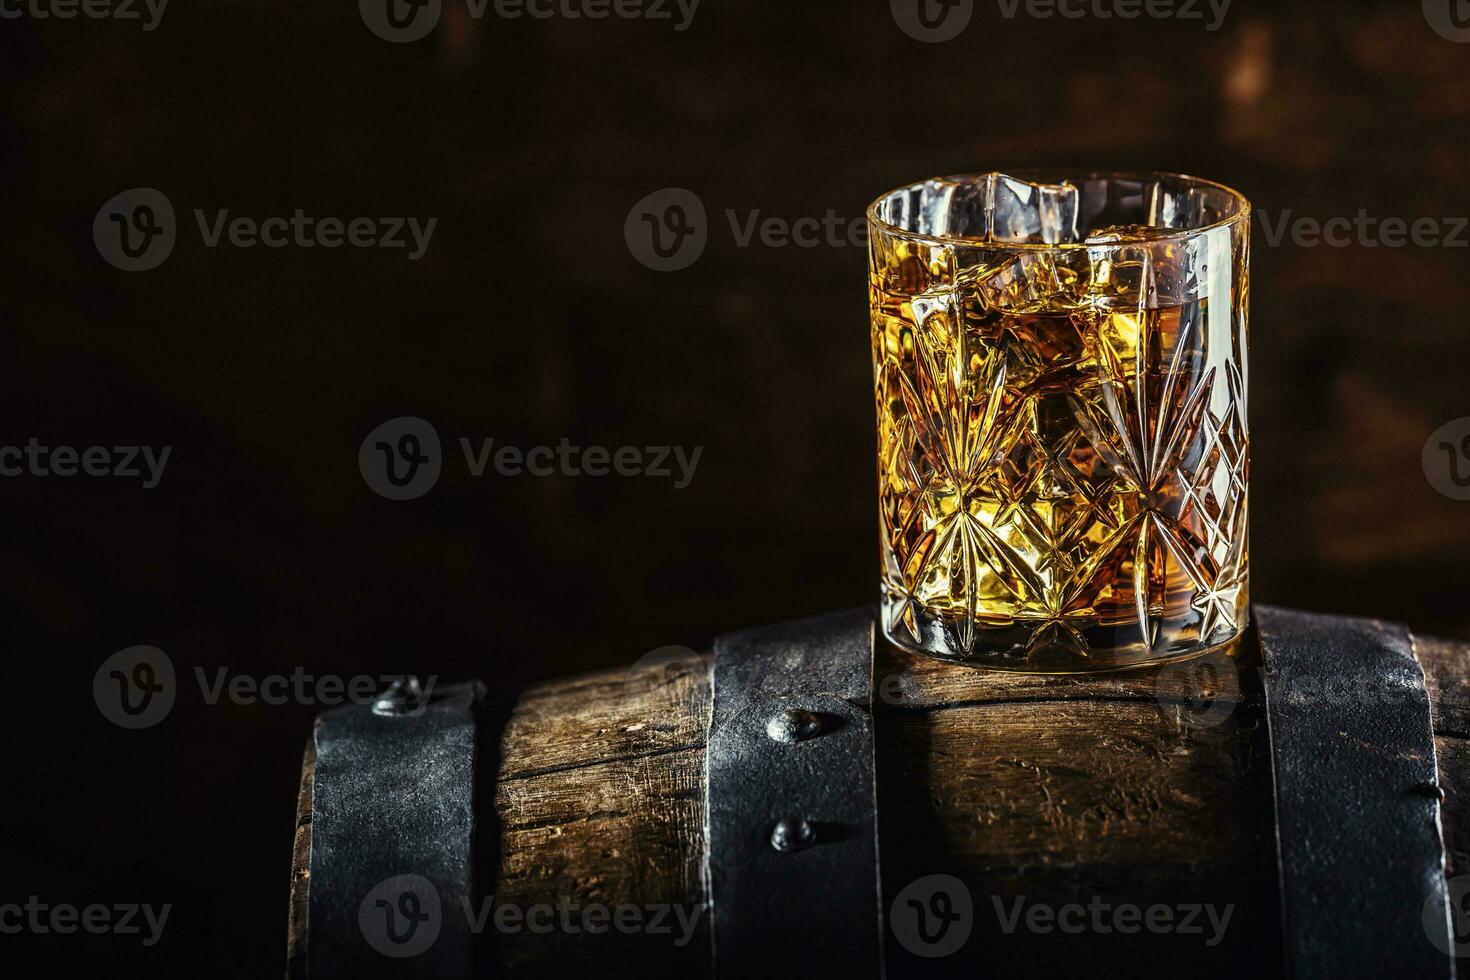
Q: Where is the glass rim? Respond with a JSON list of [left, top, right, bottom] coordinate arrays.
[[866, 169, 1252, 250]]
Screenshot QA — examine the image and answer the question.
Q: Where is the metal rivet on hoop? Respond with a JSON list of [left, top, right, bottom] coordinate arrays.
[[766, 708, 823, 744], [770, 816, 816, 853], [372, 676, 425, 717]]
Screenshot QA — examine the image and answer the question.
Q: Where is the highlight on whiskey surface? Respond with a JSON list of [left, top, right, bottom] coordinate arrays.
[[4, 3, 1469, 979]]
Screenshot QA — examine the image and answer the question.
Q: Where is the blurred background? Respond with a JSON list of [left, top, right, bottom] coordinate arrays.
[[2, 0, 1468, 974]]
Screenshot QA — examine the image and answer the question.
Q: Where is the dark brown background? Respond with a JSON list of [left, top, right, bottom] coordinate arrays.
[[2, 0, 1468, 975]]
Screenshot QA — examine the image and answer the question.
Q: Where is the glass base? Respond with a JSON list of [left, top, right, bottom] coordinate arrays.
[[880, 589, 1249, 673]]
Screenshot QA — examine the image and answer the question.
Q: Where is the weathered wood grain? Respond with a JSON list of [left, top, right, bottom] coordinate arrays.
[[288, 632, 1470, 977], [496, 652, 712, 780], [287, 740, 315, 980], [1425, 636, 1470, 737]]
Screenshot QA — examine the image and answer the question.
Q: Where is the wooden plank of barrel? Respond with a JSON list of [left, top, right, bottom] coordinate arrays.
[[287, 629, 1470, 977]]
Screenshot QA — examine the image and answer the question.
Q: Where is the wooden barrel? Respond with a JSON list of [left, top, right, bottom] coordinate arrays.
[[287, 625, 1470, 978]]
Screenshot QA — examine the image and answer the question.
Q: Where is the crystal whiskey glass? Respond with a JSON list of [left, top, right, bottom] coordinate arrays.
[[869, 171, 1250, 671]]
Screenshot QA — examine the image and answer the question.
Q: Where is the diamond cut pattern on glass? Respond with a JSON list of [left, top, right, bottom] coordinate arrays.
[[874, 238, 1248, 665]]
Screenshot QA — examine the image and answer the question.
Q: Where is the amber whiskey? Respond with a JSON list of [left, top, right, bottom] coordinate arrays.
[[869, 173, 1250, 670]]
